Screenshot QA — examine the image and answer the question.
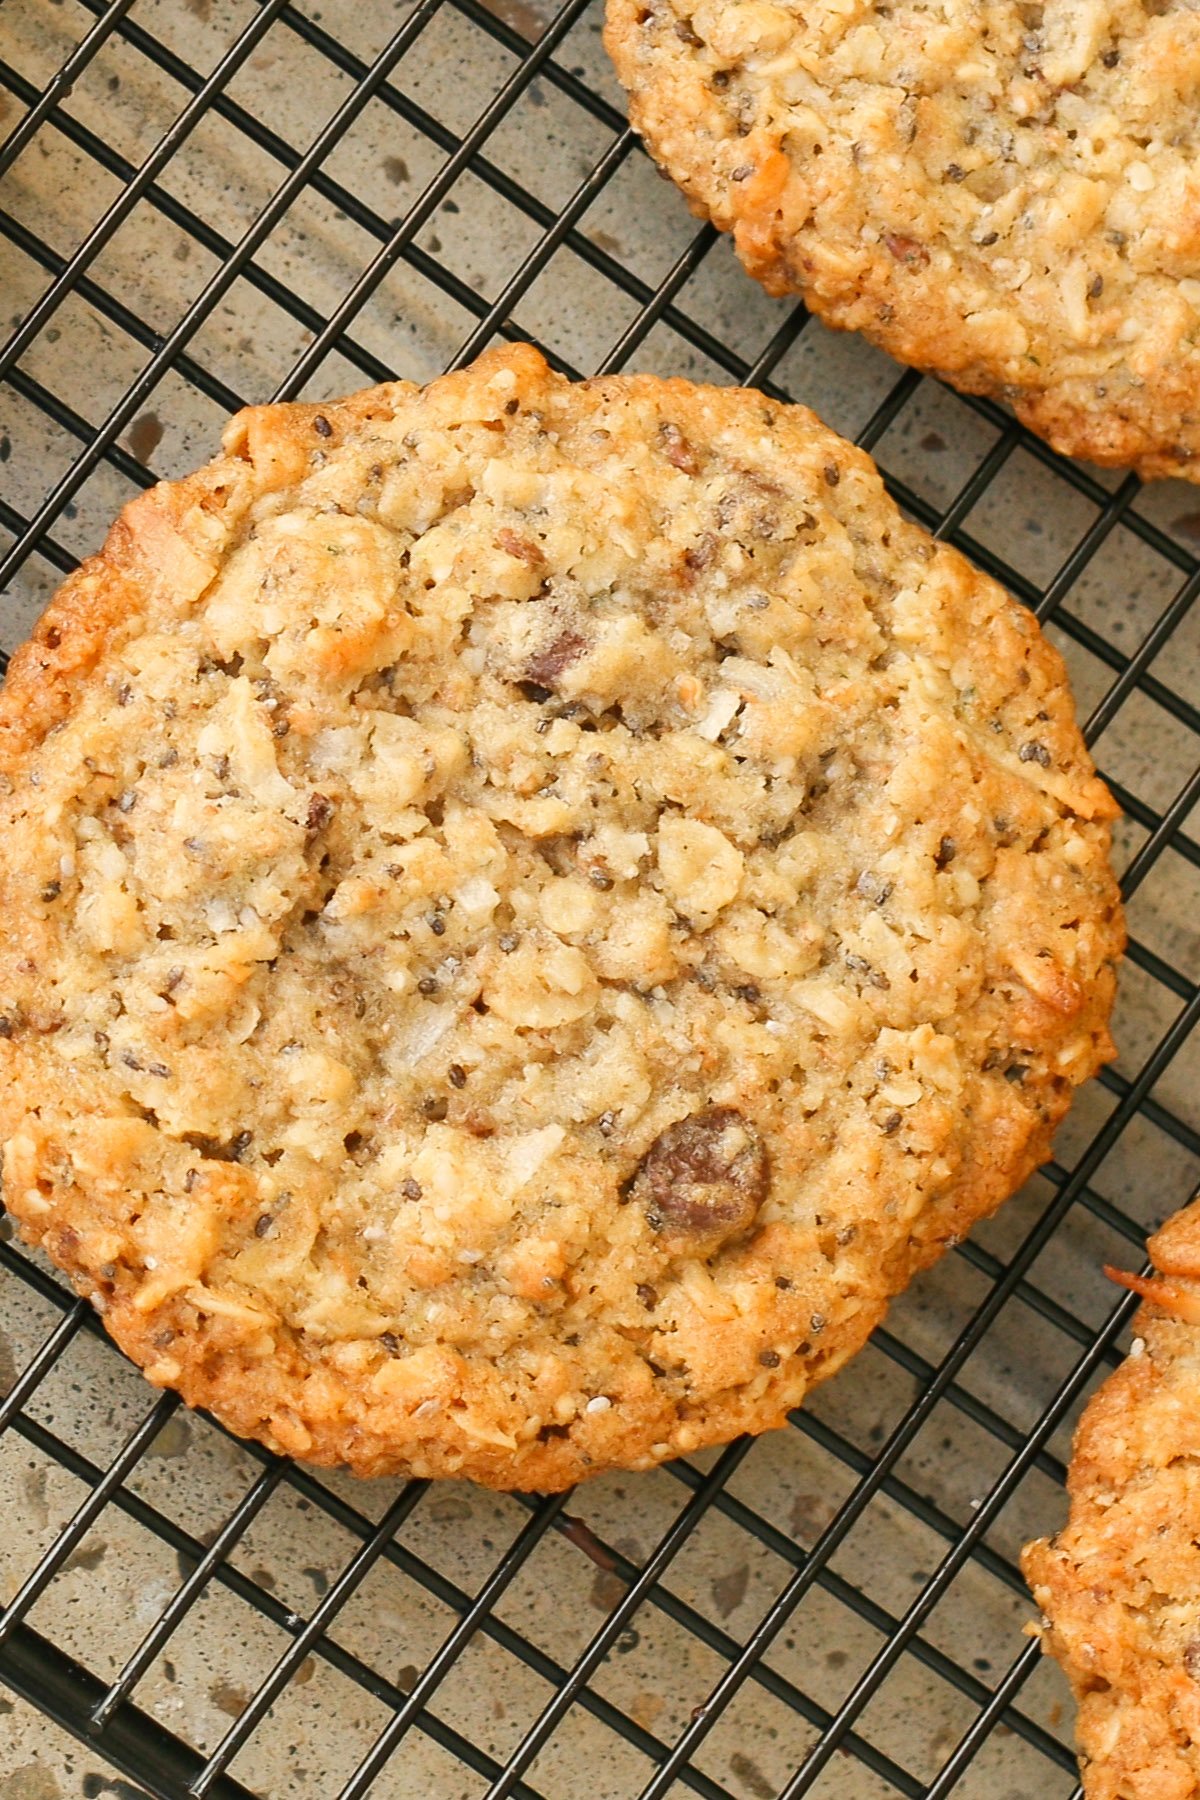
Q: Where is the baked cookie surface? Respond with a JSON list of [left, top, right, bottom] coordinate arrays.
[[1024, 1202, 1200, 1800], [0, 345, 1121, 1488], [605, 0, 1200, 480]]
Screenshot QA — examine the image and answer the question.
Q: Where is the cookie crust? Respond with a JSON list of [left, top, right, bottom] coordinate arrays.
[[1025, 1201, 1200, 1800], [605, 0, 1200, 481], [0, 345, 1121, 1488]]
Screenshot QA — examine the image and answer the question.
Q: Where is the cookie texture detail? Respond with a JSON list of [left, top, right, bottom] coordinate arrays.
[[605, 0, 1200, 480], [1025, 1201, 1200, 1800], [0, 344, 1122, 1488]]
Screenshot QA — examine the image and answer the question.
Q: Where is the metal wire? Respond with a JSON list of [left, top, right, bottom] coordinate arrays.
[[0, 2, 1197, 1797]]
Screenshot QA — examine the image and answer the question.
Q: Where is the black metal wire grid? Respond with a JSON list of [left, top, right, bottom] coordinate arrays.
[[0, 2, 1197, 1797]]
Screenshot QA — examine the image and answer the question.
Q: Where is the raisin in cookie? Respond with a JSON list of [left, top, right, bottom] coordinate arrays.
[[0, 345, 1122, 1489], [1025, 1200, 1200, 1800], [606, 0, 1200, 480]]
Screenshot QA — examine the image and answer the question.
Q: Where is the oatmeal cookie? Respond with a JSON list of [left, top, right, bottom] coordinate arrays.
[[0, 345, 1122, 1488], [605, 0, 1200, 480], [1025, 1200, 1200, 1800]]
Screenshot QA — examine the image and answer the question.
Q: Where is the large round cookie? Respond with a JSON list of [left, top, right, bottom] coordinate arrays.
[[1024, 1201, 1200, 1800], [606, 0, 1200, 481], [0, 345, 1121, 1489]]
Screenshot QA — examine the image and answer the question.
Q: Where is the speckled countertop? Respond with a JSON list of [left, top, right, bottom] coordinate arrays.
[[1, 2, 1199, 1798]]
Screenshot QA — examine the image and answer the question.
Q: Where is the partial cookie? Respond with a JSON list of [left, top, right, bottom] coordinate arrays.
[[606, 0, 1200, 480], [1025, 1200, 1200, 1800], [0, 344, 1122, 1489]]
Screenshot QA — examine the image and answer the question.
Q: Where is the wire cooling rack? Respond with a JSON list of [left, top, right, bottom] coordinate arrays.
[[1, 3, 1199, 1796]]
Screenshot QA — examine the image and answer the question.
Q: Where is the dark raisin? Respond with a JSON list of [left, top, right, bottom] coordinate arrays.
[[1088, 274, 1104, 300], [823, 462, 841, 486], [881, 1111, 903, 1134], [630, 1107, 768, 1245], [659, 422, 699, 473], [496, 527, 543, 565], [884, 233, 930, 267], [0, 1018, 13, 1039], [306, 793, 336, 833], [447, 1064, 467, 1088], [1101, 46, 1119, 66], [944, 163, 965, 182], [121, 1051, 143, 1071], [683, 533, 717, 572], [758, 1349, 781, 1368], [428, 912, 446, 936], [636, 1283, 658, 1309], [525, 630, 586, 690], [935, 835, 957, 869], [774, 1275, 792, 1290], [1019, 740, 1051, 767], [417, 975, 439, 995], [40, 880, 61, 902], [313, 414, 333, 438], [254, 1214, 274, 1238], [379, 1331, 401, 1355], [504, 398, 520, 414], [422, 1096, 448, 1121], [979, 230, 999, 246], [402, 1177, 423, 1200]]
